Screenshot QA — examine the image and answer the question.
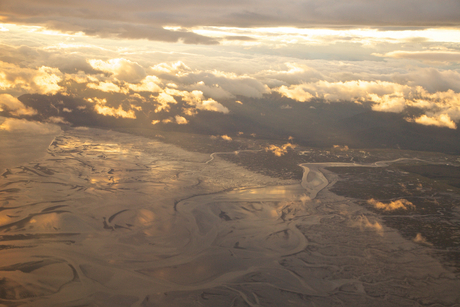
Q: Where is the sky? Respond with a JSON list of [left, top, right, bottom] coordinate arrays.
[[1, 0, 460, 133]]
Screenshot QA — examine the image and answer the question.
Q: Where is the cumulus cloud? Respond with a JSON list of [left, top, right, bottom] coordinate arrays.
[[87, 81, 123, 93], [407, 114, 457, 129], [352, 215, 384, 236], [265, 143, 296, 156], [153, 92, 177, 113], [275, 80, 460, 128], [0, 94, 36, 116], [0, 118, 61, 134], [367, 198, 415, 211], [0, 61, 63, 95], [88, 58, 146, 83], [175, 115, 188, 124], [128, 76, 162, 93], [165, 89, 229, 113], [87, 98, 136, 119]]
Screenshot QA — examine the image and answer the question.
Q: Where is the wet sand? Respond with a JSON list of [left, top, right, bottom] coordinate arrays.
[[0, 128, 459, 306]]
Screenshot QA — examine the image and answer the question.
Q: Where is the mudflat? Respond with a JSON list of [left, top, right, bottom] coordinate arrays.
[[0, 127, 459, 306]]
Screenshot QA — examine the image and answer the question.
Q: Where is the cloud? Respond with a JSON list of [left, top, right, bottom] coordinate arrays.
[[275, 80, 410, 104], [128, 76, 162, 93], [275, 80, 460, 128], [154, 92, 178, 113], [352, 215, 384, 236], [87, 81, 123, 93], [1, 0, 460, 34], [221, 135, 232, 141], [413, 233, 432, 245], [0, 61, 63, 95], [367, 198, 415, 211], [407, 114, 457, 129], [378, 51, 460, 63], [88, 58, 146, 83], [47, 116, 70, 124], [0, 94, 37, 116], [0, 118, 61, 134], [165, 89, 229, 113], [175, 115, 188, 124], [265, 143, 296, 156], [87, 98, 136, 119]]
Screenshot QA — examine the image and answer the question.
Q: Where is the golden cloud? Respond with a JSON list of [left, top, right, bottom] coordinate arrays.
[[88, 58, 146, 83], [265, 143, 296, 156], [407, 114, 457, 129], [367, 198, 415, 211], [0, 94, 37, 116], [154, 92, 177, 113], [129, 76, 162, 93], [87, 97, 136, 119], [275, 81, 460, 129], [87, 81, 124, 93], [0, 118, 61, 134], [0, 61, 63, 95], [175, 115, 188, 124]]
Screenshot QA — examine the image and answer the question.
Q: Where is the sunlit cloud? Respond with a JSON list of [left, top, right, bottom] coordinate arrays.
[[87, 97, 136, 119], [413, 233, 432, 245], [0, 93, 36, 116], [367, 198, 415, 211], [377, 50, 460, 63], [352, 215, 384, 236], [275, 80, 460, 128], [0, 61, 63, 95], [175, 115, 188, 124], [407, 114, 457, 129], [265, 143, 296, 156], [87, 81, 123, 93], [88, 58, 146, 83], [128, 76, 162, 93], [0, 117, 61, 134]]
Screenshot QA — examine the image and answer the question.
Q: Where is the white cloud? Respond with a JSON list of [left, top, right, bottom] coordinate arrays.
[[88, 58, 146, 83]]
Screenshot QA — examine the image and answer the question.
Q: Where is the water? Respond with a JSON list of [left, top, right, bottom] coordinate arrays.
[[0, 127, 459, 306]]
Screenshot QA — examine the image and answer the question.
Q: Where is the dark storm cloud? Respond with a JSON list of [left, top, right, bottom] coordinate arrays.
[[1, 0, 459, 44]]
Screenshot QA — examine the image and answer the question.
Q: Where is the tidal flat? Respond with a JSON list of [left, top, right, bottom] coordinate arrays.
[[0, 127, 459, 306]]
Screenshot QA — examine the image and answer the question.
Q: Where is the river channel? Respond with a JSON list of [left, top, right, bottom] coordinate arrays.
[[0, 128, 459, 306]]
